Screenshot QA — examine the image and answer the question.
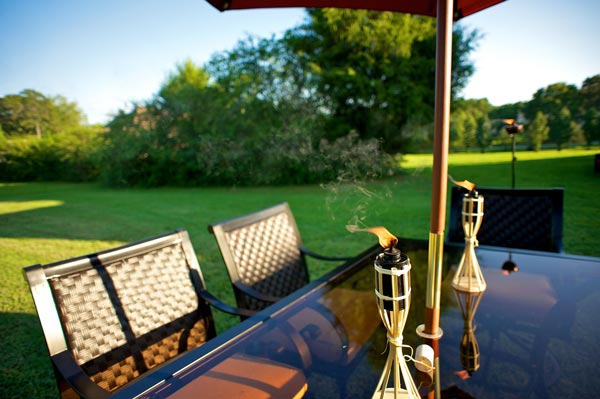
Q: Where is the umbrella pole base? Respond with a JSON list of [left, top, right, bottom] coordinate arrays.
[[416, 324, 443, 340]]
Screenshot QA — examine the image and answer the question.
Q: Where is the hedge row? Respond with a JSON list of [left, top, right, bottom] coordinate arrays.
[[0, 129, 399, 186]]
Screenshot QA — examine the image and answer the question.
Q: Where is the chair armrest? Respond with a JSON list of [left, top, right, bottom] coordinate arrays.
[[198, 289, 256, 318], [233, 281, 282, 303], [52, 351, 111, 399], [300, 246, 353, 262]]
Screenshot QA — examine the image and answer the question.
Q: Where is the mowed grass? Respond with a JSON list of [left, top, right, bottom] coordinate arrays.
[[1, 148, 599, 398]]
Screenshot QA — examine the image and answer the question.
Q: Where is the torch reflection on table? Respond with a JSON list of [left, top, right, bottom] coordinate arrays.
[[453, 288, 484, 377]]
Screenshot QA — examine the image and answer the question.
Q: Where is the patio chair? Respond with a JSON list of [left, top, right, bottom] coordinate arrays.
[[209, 202, 352, 312], [448, 186, 564, 253], [23, 229, 255, 399]]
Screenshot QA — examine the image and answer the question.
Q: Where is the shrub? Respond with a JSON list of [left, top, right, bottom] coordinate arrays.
[[0, 128, 103, 182], [99, 111, 399, 188]]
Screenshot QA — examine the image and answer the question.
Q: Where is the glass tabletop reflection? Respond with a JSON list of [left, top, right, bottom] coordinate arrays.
[[113, 239, 600, 399]]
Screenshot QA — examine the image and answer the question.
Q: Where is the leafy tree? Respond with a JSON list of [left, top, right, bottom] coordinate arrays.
[[527, 111, 550, 151], [450, 111, 466, 148], [569, 120, 585, 146], [475, 114, 492, 152], [526, 83, 580, 148], [527, 83, 580, 120], [160, 59, 209, 100], [101, 56, 394, 187], [155, 60, 224, 150], [207, 36, 321, 141], [451, 28, 480, 96], [582, 108, 600, 146], [0, 89, 85, 137], [0, 126, 102, 182], [282, 9, 479, 152], [451, 99, 493, 151], [580, 74, 600, 112], [579, 75, 600, 146], [463, 113, 477, 151], [489, 101, 526, 122], [552, 107, 574, 150], [0, 124, 6, 148]]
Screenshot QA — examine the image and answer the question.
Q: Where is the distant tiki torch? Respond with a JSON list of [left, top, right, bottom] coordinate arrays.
[[503, 118, 523, 189]]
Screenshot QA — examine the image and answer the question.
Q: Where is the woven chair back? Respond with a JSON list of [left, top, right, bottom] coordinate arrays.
[[24, 230, 215, 396], [210, 203, 309, 311], [448, 187, 564, 252]]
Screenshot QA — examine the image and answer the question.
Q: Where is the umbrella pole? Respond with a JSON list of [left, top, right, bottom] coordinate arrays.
[[417, 0, 454, 397]]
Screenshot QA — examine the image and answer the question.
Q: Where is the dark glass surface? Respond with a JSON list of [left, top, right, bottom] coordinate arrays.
[[113, 239, 600, 399]]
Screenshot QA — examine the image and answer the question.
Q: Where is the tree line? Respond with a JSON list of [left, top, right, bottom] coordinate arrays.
[[1, 9, 598, 186], [451, 76, 599, 152]]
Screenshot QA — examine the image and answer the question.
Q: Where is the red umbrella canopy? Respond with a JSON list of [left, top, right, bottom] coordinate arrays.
[[207, 0, 505, 20]]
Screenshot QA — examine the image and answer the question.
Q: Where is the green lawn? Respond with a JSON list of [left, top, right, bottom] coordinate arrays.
[[1, 148, 599, 398]]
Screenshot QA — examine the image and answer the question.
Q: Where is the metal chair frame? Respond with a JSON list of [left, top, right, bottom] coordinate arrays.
[[209, 202, 351, 312], [23, 229, 252, 398]]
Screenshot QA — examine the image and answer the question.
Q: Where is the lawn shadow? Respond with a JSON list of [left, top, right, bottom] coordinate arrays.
[[0, 312, 57, 399]]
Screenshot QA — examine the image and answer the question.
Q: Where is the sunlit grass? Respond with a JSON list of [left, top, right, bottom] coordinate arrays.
[[1, 149, 599, 398], [0, 200, 64, 215], [0, 238, 124, 312], [401, 148, 600, 169]]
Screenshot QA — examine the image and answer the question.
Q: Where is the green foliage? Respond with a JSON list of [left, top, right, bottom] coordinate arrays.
[[527, 111, 550, 151], [159, 59, 210, 100], [100, 102, 397, 187], [0, 127, 103, 182], [525, 82, 581, 150], [488, 101, 527, 121], [208, 35, 316, 113], [580, 75, 600, 146], [0, 89, 85, 137], [580, 74, 600, 111], [206, 35, 325, 147], [527, 82, 580, 122], [97, 55, 398, 188], [475, 114, 492, 152], [482, 76, 600, 151], [451, 27, 481, 97], [552, 107, 575, 150], [450, 99, 494, 151], [0, 125, 6, 147], [282, 9, 479, 152], [4, 17, 596, 187], [582, 108, 600, 146]]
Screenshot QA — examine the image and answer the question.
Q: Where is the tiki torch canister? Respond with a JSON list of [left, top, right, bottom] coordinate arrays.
[[372, 246, 420, 399]]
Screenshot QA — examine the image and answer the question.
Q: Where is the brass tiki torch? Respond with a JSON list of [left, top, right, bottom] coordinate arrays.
[[451, 180, 487, 294], [370, 228, 421, 399]]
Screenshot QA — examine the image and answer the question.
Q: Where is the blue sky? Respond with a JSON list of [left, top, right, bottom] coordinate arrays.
[[1, 0, 598, 124]]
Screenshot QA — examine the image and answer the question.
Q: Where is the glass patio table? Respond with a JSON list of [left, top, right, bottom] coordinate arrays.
[[110, 238, 600, 399]]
